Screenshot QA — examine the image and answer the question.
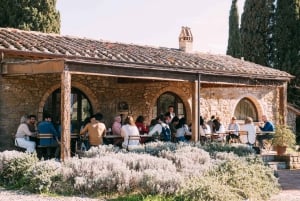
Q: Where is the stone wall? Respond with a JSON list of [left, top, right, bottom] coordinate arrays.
[[0, 73, 281, 151], [199, 86, 278, 126]]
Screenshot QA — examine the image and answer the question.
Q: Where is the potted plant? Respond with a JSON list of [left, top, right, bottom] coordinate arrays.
[[272, 124, 296, 155]]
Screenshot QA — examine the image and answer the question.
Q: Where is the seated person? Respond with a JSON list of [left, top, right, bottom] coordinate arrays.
[[213, 117, 226, 141], [148, 114, 171, 141], [200, 116, 211, 143], [121, 116, 140, 150], [226, 116, 240, 143], [15, 115, 36, 153], [111, 115, 123, 146], [80, 117, 91, 150], [175, 117, 191, 142], [27, 114, 37, 132], [240, 117, 257, 147], [257, 115, 275, 149], [80, 113, 106, 149], [135, 115, 149, 134], [38, 114, 60, 159]]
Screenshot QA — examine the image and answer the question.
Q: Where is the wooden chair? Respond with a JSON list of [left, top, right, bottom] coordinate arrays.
[[126, 135, 141, 151], [12, 133, 27, 152], [238, 130, 249, 144]]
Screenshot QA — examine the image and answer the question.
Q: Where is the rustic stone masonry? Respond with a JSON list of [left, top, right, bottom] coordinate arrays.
[[0, 71, 281, 151], [275, 154, 300, 169]]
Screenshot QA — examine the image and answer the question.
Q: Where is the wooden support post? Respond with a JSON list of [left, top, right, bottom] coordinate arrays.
[[192, 79, 199, 142], [60, 69, 71, 161], [281, 83, 287, 125]]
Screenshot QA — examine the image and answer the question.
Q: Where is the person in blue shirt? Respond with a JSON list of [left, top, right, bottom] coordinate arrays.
[[38, 114, 59, 159], [257, 115, 275, 150], [259, 115, 275, 131]]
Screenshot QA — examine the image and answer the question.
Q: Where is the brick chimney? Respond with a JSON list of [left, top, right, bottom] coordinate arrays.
[[179, 26, 193, 53]]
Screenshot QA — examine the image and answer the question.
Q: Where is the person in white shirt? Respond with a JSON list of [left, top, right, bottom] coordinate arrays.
[[240, 117, 257, 146], [175, 117, 192, 142], [226, 116, 240, 143], [121, 116, 140, 150], [15, 115, 36, 153]]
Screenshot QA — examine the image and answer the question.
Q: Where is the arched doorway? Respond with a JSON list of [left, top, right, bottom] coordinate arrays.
[[43, 88, 93, 133], [154, 92, 186, 118], [234, 98, 258, 122]]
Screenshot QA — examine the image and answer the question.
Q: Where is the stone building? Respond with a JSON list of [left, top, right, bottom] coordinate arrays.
[[0, 27, 294, 153]]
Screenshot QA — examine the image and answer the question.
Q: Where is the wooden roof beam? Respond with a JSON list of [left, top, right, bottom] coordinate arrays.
[[1, 59, 65, 75]]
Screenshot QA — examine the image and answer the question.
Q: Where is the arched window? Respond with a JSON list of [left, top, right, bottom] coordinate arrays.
[[234, 98, 258, 122], [43, 88, 93, 133], [153, 92, 185, 118]]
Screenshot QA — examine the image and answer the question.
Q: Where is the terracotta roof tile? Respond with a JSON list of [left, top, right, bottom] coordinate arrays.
[[0, 28, 293, 80]]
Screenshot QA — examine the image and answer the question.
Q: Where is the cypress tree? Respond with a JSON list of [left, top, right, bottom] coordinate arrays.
[[240, 0, 275, 66], [274, 0, 300, 107], [0, 0, 60, 34], [227, 0, 242, 58]]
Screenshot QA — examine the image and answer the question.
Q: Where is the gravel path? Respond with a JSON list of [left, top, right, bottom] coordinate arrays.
[[0, 187, 102, 201]]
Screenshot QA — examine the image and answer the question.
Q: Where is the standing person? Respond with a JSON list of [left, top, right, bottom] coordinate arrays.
[[38, 114, 60, 159], [27, 114, 37, 132], [15, 115, 36, 153], [121, 116, 140, 150], [257, 115, 275, 149], [175, 117, 192, 142], [80, 113, 106, 149], [226, 116, 240, 143], [168, 105, 176, 120], [240, 117, 257, 147]]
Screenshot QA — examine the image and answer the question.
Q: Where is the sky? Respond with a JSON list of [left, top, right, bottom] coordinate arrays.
[[56, 0, 245, 55]]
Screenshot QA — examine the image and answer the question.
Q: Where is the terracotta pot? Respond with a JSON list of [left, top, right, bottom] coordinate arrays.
[[276, 145, 287, 155]]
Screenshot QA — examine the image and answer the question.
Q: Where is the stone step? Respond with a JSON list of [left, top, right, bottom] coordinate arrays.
[[266, 161, 287, 170], [261, 154, 276, 163]]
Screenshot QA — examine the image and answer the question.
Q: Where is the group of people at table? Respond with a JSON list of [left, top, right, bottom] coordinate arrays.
[[15, 105, 275, 159], [201, 115, 275, 149]]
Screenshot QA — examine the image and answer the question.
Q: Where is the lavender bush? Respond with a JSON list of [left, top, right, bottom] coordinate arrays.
[[0, 142, 279, 201]]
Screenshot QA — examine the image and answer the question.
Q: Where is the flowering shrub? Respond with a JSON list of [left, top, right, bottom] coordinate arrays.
[[178, 176, 244, 201], [159, 146, 212, 177], [0, 151, 38, 187], [207, 155, 279, 201], [82, 144, 120, 158], [25, 160, 62, 193], [202, 142, 255, 157], [113, 153, 176, 172], [0, 143, 279, 200], [62, 156, 137, 195], [139, 169, 183, 195]]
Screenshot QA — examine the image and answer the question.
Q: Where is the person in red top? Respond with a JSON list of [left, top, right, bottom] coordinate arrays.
[[135, 115, 149, 134]]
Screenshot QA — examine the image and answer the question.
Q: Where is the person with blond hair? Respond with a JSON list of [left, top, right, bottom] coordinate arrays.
[[226, 116, 240, 143], [15, 115, 36, 153], [240, 117, 257, 146]]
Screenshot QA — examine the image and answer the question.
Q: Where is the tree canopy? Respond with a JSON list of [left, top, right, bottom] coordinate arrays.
[[273, 0, 300, 106], [227, 0, 242, 58], [0, 0, 60, 34], [240, 0, 275, 66]]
